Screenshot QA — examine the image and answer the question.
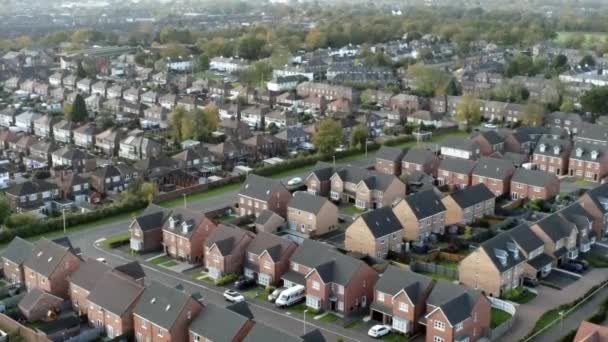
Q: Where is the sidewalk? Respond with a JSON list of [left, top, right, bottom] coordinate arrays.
[[507, 268, 608, 341]]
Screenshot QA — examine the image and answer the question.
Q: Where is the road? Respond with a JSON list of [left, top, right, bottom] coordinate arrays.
[[59, 156, 377, 342]]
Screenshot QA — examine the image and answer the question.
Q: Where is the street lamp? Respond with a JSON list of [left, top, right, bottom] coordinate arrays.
[[62, 208, 66, 234], [183, 193, 187, 208], [559, 311, 564, 331], [332, 155, 336, 168], [303, 309, 309, 335]]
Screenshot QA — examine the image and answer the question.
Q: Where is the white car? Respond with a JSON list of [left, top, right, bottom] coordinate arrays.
[[287, 177, 303, 186], [368, 325, 391, 338], [96, 258, 107, 264], [223, 289, 245, 303]]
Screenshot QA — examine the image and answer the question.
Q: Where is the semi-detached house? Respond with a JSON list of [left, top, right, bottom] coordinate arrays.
[[237, 174, 291, 218]]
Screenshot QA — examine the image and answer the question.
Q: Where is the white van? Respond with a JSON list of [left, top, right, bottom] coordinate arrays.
[[275, 285, 306, 308]]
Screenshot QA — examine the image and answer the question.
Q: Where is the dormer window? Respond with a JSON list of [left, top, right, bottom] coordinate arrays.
[[539, 144, 546, 152], [553, 146, 560, 155], [576, 148, 583, 158], [591, 151, 599, 160], [169, 217, 178, 229]]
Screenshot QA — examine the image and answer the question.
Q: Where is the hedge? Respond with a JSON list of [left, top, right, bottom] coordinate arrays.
[[0, 199, 147, 245], [215, 273, 238, 286]]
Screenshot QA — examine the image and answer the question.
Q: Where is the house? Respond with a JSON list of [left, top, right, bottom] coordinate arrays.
[[73, 122, 99, 149], [440, 137, 481, 161], [25, 140, 57, 170], [53, 120, 78, 144], [575, 124, 608, 146], [329, 166, 406, 209], [76, 78, 93, 94], [23, 238, 81, 298], [162, 208, 218, 263], [90, 164, 136, 195], [244, 231, 298, 286], [119, 135, 162, 160], [86, 269, 145, 338], [210, 57, 250, 72], [123, 87, 141, 103], [91, 80, 108, 97], [254, 209, 285, 234], [282, 239, 378, 316], [287, 192, 339, 238], [296, 82, 358, 103], [95, 128, 124, 156], [54, 171, 90, 203], [568, 142, 608, 182], [504, 130, 536, 155], [274, 127, 311, 150], [375, 146, 405, 176], [5, 179, 59, 212], [243, 134, 288, 160], [0, 108, 16, 127], [18, 288, 64, 321], [507, 224, 553, 282], [189, 302, 255, 342], [218, 118, 253, 141], [159, 93, 177, 110], [393, 189, 447, 242], [471, 131, 504, 156], [389, 93, 425, 113], [2, 237, 34, 284], [15, 111, 42, 133], [237, 174, 292, 217], [533, 137, 572, 176], [560, 203, 595, 254], [578, 183, 608, 239], [370, 266, 434, 335], [402, 148, 440, 177], [424, 281, 491, 342], [530, 214, 579, 265], [459, 233, 525, 297], [437, 159, 476, 189], [546, 111, 584, 135], [511, 169, 560, 201], [243, 322, 325, 342], [442, 184, 495, 225], [141, 90, 159, 105], [204, 224, 255, 280], [51, 146, 96, 172], [129, 204, 170, 253], [573, 321, 608, 342], [106, 84, 124, 99], [68, 258, 112, 316], [345, 206, 403, 259], [133, 281, 203, 342], [471, 157, 516, 197], [33, 114, 57, 139], [305, 162, 335, 196]]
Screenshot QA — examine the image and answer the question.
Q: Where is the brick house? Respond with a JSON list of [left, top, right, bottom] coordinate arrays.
[[345, 206, 404, 259], [507, 224, 553, 282], [243, 231, 297, 286], [560, 203, 596, 254], [68, 258, 112, 316], [568, 142, 608, 182], [162, 208, 218, 263], [2, 237, 34, 284], [370, 266, 434, 335], [459, 233, 526, 297], [533, 137, 572, 176], [90, 164, 136, 195], [511, 169, 560, 201], [305, 162, 335, 196], [471, 131, 505, 156], [503, 130, 535, 155], [281, 239, 378, 316], [437, 158, 477, 189], [573, 321, 608, 342], [328, 166, 370, 203], [189, 302, 255, 342], [393, 189, 446, 242], [578, 183, 608, 239], [287, 192, 338, 238], [204, 224, 255, 280], [23, 238, 81, 298], [254, 209, 285, 234], [5, 179, 59, 212], [375, 146, 405, 176], [329, 166, 406, 209], [86, 270, 145, 339], [530, 214, 579, 265], [133, 281, 203, 342], [442, 184, 495, 225], [471, 157, 516, 197], [129, 204, 171, 253], [402, 148, 440, 177], [237, 174, 291, 218], [424, 281, 491, 342], [440, 137, 481, 161]]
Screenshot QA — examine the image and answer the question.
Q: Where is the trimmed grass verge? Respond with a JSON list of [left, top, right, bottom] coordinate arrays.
[[103, 232, 131, 249], [491, 308, 512, 328], [162, 261, 178, 267], [584, 253, 608, 268], [319, 313, 340, 323], [149, 255, 171, 265], [503, 287, 537, 304]]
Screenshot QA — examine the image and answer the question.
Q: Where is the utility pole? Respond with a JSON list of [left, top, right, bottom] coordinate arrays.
[[62, 208, 66, 234], [183, 193, 187, 208]]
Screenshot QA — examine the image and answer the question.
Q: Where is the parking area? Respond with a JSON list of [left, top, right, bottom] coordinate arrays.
[[541, 269, 581, 289]]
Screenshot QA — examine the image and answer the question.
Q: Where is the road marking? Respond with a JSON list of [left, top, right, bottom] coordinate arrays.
[[93, 243, 361, 342], [94, 238, 106, 244]]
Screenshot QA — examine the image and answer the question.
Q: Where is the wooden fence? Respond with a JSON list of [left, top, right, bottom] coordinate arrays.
[[410, 261, 458, 280], [0, 313, 49, 342]]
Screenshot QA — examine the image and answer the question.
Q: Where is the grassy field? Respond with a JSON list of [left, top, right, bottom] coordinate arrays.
[[554, 31, 607, 48], [491, 308, 512, 328]]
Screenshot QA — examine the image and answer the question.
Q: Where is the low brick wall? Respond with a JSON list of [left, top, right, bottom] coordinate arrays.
[[0, 313, 49, 342], [154, 175, 243, 203]]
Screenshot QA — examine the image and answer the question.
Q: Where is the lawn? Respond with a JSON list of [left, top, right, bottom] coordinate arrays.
[[149, 255, 171, 265], [243, 287, 267, 301], [391, 131, 469, 149], [162, 261, 178, 267], [436, 259, 459, 270], [417, 271, 456, 281], [160, 183, 243, 208], [503, 287, 537, 304], [102, 232, 131, 249], [344, 319, 363, 329], [287, 302, 311, 315], [340, 205, 365, 216], [491, 308, 512, 328], [318, 313, 340, 323], [584, 253, 608, 268], [382, 334, 410, 342]]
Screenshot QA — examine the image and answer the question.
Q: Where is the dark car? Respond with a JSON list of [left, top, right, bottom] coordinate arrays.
[[523, 277, 539, 287], [570, 259, 589, 271], [561, 262, 583, 273], [234, 276, 257, 290]]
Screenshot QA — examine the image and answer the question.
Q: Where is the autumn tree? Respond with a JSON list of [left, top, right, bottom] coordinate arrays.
[[522, 102, 546, 127], [170, 106, 188, 142], [183, 105, 219, 140], [313, 119, 343, 155], [305, 27, 327, 50], [455, 93, 481, 128], [350, 124, 369, 149]]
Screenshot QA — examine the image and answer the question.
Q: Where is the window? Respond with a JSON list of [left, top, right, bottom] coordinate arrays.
[[292, 263, 299, 271], [399, 302, 408, 312], [157, 329, 164, 337], [377, 292, 384, 301], [456, 322, 463, 331], [434, 320, 445, 331], [312, 281, 320, 290], [433, 337, 444, 342], [194, 335, 200, 342]]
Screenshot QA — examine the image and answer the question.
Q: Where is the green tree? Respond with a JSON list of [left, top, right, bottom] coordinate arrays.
[[350, 124, 369, 149], [237, 34, 265, 60], [67, 94, 88, 123], [269, 46, 292, 68], [313, 119, 343, 155], [197, 54, 210, 72], [239, 61, 273, 87], [581, 86, 608, 114], [0, 194, 10, 224], [139, 182, 158, 204], [360, 89, 375, 106], [183, 105, 219, 140], [560, 99, 576, 113], [160, 44, 191, 59], [455, 93, 481, 127], [522, 102, 546, 127], [171, 106, 188, 142], [407, 64, 451, 97], [76, 62, 87, 79], [6, 212, 38, 228], [580, 54, 596, 68]]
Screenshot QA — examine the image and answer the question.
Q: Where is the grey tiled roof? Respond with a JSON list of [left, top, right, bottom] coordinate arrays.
[[358, 206, 402, 238], [163, 207, 211, 238], [375, 265, 432, 304], [2, 237, 33, 265], [135, 204, 170, 232], [134, 281, 197, 330], [480, 233, 525, 272], [23, 238, 74, 278], [403, 189, 446, 219], [426, 281, 483, 325], [512, 169, 556, 187], [69, 258, 111, 292], [205, 224, 253, 256], [438, 158, 476, 174], [289, 192, 329, 214], [507, 224, 544, 254], [87, 271, 144, 315], [239, 174, 288, 201], [583, 183, 608, 214], [534, 213, 576, 242], [403, 148, 436, 164], [472, 157, 514, 179], [254, 209, 283, 225], [246, 231, 294, 262], [440, 137, 479, 152], [190, 303, 251, 341], [376, 146, 405, 162], [243, 322, 307, 342], [448, 183, 494, 209]]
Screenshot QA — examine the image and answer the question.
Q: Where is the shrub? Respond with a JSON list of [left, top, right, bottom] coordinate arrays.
[[215, 273, 238, 286]]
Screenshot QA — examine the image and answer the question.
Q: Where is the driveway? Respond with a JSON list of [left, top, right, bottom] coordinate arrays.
[[508, 268, 608, 341], [541, 269, 580, 289]]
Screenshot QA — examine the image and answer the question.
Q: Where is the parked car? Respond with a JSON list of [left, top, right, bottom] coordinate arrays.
[[368, 325, 391, 338], [275, 285, 305, 308], [571, 259, 589, 270], [223, 289, 245, 303], [523, 277, 539, 287], [287, 177, 303, 186], [234, 276, 256, 290], [268, 287, 286, 302], [561, 262, 583, 273]]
